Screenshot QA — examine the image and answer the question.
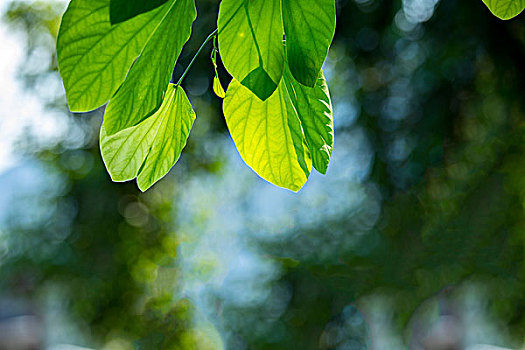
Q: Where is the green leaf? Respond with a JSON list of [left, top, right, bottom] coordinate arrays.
[[211, 46, 226, 99], [218, 0, 284, 101], [100, 84, 195, 191], [103, 0, 196, 135], [482, 0, 525, 19], [223, 79, 312, 192], [110, 0, 170, 25], [282, 0, 336, 87], [57, 0, 171, 112], [284, 69, 334, 174], [213, 76, 226, 99]]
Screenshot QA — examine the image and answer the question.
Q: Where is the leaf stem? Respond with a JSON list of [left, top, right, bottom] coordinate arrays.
[[176, 28, 218, 87]]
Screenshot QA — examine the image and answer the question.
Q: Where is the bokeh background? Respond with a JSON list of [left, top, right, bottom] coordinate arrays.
[[1, 0, 525, 349]]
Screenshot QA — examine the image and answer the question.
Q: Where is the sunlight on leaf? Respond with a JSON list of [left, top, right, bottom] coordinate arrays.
[[211, 46, 226, 99], [213, 76, 226, 99], [103, 0, 196, 135], [218, 0, 284, 100], [282, 0, 336, 87], [223, 79, 312, 192], [284, 68, 334, 174], [58, 0, 337, 191], [482, 0, 525, 19], [100, 84, 195, 191], [57, 0, 171, 112]]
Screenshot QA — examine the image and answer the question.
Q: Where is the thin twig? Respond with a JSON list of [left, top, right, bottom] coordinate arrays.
[[176, 28, 218, 87]]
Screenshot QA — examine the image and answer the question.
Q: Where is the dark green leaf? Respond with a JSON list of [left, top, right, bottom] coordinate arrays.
[[110, 0, 170, 25], [240, 66, 277, 101]]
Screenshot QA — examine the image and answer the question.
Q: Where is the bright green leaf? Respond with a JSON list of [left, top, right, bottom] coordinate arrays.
[[213, 76, 226, 99], [482, 0, 525, 19], [218, 0, 284, 101], [103, 0, 196, 135], [110, 0, 170, 25], [100, 84, 195, 191], [284, 69, 334, 174], [282, 0, 336, 87], [57, 0, 171, 112], [211, 46, 226, 99], [223, 79, 312, 192]]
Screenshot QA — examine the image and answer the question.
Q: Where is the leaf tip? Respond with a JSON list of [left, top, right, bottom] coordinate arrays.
[[137, 182, 153, 192], [315, 166, 328, 175], [286, 181, 307, 193], [292, 72, 318, 88]]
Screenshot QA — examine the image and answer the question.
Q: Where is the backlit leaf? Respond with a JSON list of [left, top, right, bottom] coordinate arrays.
[[218, 0, 284, 100], [284, 69, 334, 174], [57, 0, 171, 112], [103, 0, 196, 135], [211, 46, 226, 99], [100, 85, 195, 191], [482, 0, 525, 19], [223, 79, 311, 192], [213, 76, 226, 99], [282, 0, 336, 87]]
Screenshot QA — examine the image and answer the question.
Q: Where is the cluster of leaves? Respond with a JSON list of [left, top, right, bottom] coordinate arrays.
[[57, 0, 336, 192], [56, 0, 521, 193]]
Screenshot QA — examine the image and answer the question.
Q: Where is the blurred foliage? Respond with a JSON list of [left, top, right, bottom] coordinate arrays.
[[2, 0, 525, 349], [216, 0, 525, 348], [1, 1, 225, 349]]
